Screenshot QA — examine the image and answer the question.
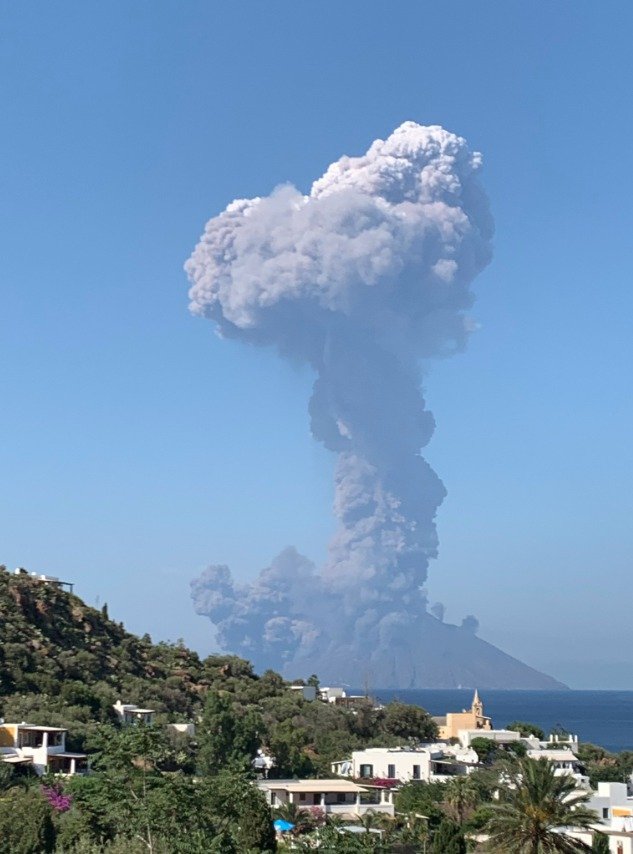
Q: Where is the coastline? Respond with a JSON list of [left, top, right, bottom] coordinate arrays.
[[361, 688, 633, 752]]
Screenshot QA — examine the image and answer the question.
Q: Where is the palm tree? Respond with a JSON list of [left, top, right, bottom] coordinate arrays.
[[484, 757, 598, 853], [399, 814, 430, 851], [357, 808, 388, 836], [444, 775, 480, 824], [590, 833, 610, 854], [274, 800, 314, 833]]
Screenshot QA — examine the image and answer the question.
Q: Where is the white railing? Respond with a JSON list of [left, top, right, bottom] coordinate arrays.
[[323, 803, 393, 815]]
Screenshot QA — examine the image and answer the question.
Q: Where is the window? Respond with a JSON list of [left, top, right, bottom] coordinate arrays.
[[412, 765, 420, 779], [18, 730, 45, 749], [270, 792, 276, 806], [387, 764, 396, 779], [337, 793, 346, 803], [299, 793, 306, 801], [602, 808, 609, 819], [359, 764, 373, 778]]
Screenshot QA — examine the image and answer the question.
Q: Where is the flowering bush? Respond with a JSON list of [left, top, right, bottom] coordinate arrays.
[[41, 785, 72, 813], [358, 777, 400, 789], [308, 806, 326, 826]]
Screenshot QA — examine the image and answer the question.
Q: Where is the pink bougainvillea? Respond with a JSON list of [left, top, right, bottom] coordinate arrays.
[[42, 785, 72, 813], [366, 777, 398, 788], [308, 806, 326, 825]]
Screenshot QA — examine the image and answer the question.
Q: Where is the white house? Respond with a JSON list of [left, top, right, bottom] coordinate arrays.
[[526, 747, 590, 789], [564, 825, 633, 854], [257, 778, 394, 817], [561, 786, 633, 854], [12, 567, 74, 593], [0, 723, 88, 775], [318, 687, 368, 707], [289, 685, 317, 701], [319, 687, 346, 703], [458, 728, 539, 749], [113, 700, 155, 726], [586, 783, 633, 828], [332, 744, 478, 783]]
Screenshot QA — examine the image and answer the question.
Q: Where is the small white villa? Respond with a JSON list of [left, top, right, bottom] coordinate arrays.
[[113, 700, 155, 726], [559, 785, 633, 853], [525, 747, 590, 789], [458, 728, 538, 748], [257, 778, 395, 817], [0, 722, 88, 775], [332, 744, 479, 783]]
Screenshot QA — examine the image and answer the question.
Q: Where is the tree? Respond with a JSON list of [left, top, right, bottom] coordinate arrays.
[[591, 832, 610, 854], [443, 775, 479, 824], [0, 789, 56, 854], [430, 818, 466, 854], [64, 767, 274, 852], [382, 701, 437, 741], [64, 725, 231, 852], [274, 800, 313, 833], [577, 743, 633, 788], [506, 740, 528, 759], [394, 780, 445, 829], [485, 757, 597, 852], [197, 690, 260, 775], [203, 772, 276, 852], [198, 691, 235, 774], [507, 721, 545, 740], [470, 736, 499, 764], [398, 812, 431, 850], [293, 824, 383, 852], [0, 762, 16, 793]]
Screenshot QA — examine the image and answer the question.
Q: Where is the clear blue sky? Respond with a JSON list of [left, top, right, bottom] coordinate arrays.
[[1, 2, 632, 688]]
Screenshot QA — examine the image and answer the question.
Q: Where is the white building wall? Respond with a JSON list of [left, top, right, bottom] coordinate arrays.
[[586, 782, 632, 824], [337, 748, 432, 782], [1, 729, 68, 775], [333, 746, 476, 783]]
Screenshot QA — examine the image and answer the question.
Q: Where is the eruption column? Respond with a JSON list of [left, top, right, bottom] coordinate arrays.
[[186, 122, 494, 681]]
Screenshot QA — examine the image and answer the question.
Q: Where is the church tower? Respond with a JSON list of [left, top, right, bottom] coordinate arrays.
[[472, 688, 483, 718]]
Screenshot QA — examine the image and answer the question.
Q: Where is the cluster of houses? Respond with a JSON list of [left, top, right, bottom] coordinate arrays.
[[3, 686, 633, 851], [258, 691, 633, 852]]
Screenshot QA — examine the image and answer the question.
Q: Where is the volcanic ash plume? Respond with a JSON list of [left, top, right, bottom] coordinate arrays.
[[186, 122, 494, 684]]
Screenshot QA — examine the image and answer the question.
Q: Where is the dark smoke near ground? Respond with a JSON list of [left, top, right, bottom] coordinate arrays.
[[185, 123, 564, 689]]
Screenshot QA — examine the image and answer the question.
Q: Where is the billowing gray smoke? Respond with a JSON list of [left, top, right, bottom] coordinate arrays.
[[186, 122, 494, 683]]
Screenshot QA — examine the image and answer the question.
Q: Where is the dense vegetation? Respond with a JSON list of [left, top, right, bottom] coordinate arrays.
[[0, 569, 618, 852], [0, 568, 436, 763], [0, 567, 437, 851], [576, 741, 633, 788]]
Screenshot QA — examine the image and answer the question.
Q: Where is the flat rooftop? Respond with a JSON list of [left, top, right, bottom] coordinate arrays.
[[49, 752, 88, 759], [259, 779, 368, 794], [10, 724, 68, 732]]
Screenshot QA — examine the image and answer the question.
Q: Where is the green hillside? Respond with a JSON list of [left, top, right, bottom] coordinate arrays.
[[0, 566, 278, 749], [1, 566, 207, 693], [0, 566, 437, 763]]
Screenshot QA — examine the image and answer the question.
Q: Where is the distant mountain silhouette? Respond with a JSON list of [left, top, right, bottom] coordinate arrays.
[[286, 613, 567, 690]]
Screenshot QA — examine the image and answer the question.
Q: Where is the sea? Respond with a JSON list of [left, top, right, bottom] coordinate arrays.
[[362, 690, 633, 753]]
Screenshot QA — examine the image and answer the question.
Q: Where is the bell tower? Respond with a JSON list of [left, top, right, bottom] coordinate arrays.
[[472, 689, 483, 719]]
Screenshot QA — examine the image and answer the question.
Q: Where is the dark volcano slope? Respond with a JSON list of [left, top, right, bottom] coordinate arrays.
[[287, 612, 566, 689]]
